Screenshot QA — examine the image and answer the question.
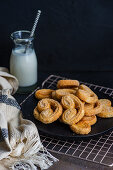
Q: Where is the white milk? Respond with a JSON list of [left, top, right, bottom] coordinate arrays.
[[10, 47, 37, 87]]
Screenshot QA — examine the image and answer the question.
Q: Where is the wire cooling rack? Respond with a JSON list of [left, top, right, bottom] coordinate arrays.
[[21, 75, 113, 167]]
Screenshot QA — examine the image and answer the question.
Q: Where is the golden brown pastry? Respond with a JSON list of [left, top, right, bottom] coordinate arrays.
[[99, 99, 111, 107], [76, 84, 98, 104], [62, 108, 83, 125], [35, 89, 54, 100], [55, 89, 77, 100], [33, 98, 63, 124], [61, 94, 84, 125], [37, 98, 51, 112], [33, 79, 113, 135], [70, 122, 91, 135], [80, 115, 97, 126], [84, 101, 102, 116], [97, 105, 113, 118], [61, 94, 75, 109], [57, 79, 79, 89]]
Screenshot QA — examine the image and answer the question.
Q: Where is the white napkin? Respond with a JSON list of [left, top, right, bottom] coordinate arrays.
[[0, 68, 58, 170]]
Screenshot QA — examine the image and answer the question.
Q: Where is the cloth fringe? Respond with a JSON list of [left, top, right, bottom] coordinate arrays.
[[11, 148, 58, 170]]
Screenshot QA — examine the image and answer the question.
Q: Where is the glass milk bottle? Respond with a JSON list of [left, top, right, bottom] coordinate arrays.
[[10, 30, 38, 88]]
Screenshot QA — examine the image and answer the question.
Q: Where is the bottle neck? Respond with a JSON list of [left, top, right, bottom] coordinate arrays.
[[13, 42, 34, 53], [11, 30, 35, 55]]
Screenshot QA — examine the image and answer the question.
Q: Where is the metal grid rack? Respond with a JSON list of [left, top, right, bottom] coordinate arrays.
[[21, 75, 113, 167]]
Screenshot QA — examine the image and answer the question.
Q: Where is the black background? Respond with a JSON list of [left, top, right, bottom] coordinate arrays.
[[1, 0, 113, 72]]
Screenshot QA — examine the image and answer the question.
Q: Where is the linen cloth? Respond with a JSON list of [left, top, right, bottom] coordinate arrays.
[[0, 67, 58, 170]]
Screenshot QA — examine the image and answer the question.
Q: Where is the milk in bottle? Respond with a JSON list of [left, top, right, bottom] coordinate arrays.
[[10, 30, 38, 87]]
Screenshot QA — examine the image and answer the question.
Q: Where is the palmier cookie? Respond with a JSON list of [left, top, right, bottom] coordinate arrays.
[[70, 122, 91, 135], [80, 115, 97, 126], [57, 79, 79, 89], [99, 99, 111, 107], [97, 105, 113, 118], [35, 89, 54, 100], [61, 94, 75, 109], [55, 89, 77, 100], [84, 101, 102, 116], [33, 98, 63, 124], [61, 94, 84, 125], [76, 84, 98, 104]]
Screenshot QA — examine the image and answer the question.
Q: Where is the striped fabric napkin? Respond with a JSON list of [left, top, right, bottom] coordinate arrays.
[[0, 67, 58, 170]]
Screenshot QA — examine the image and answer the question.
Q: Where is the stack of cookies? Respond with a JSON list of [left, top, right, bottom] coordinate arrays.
[[33, 80, 113, 135]]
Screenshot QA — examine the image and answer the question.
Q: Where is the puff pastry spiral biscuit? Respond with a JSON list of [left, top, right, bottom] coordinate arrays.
[[80, 115, 97, 126], [34, 98, 63, 124], [70, 122, 91, 135], [84, 101, 102, 116], [97, 106, 113, 118], [55, 89, 77, 100], [76, 84, 98, 104], [61, 94, 84, 125], [35, 89, 54, 100], [57, 80, 79, 89], [99, 99, 111, 107]]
